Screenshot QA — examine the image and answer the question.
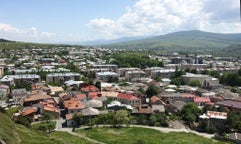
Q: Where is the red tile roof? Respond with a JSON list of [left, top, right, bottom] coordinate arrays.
[[150, 96, 166, 105], [194, 97, 211, 103], [75, 93, 87, 100], [89, 92, 102, 99], [44, 105, 60, 114], [21, 107, 36, 116], [117, 93, 139, 100], [181, 93, 198, 98], [63, 98, 84, 110], [81, 85, 100, 92]]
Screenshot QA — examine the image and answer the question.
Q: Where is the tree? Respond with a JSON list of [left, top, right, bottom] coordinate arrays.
[[146, 85, 159, 98], [14, 81, 32, 91], [113, 110, 129, 126], [181, 103, 201, 125], [187, 80, 201, 87], [95, 81, 101, 90], [46, 121, 56, 133], [43, 112, 52, 122], [170, 78, 183, 86], [72, 113, 83, 127]]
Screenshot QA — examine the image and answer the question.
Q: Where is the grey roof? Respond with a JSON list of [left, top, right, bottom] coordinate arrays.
[[47, 73, 80, 77], [217, 100, 241, 109], [0, 74, 40, 82]]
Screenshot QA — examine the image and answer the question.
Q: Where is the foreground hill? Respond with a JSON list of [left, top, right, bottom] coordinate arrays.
[[0, 112, 92, 144], [102, 30, 241, 54]]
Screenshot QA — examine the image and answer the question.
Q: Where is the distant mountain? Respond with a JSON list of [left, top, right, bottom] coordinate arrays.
[[0, 38, 14, 42], [102, 30, 241, 54], [72, 36, 149, 45]]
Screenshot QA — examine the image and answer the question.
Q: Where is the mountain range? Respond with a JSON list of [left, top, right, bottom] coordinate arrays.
[[100, 30, 241, 55]]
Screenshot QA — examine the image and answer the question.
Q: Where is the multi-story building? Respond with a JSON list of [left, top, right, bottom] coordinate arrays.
[[0, 74, 40, 86], [150, 69, 175, 79], [125, 70, 145, 81], [46, 73, 81, 84]]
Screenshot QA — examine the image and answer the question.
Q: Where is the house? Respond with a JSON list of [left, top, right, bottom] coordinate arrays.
[[23, 94, 52, 106], [66, 107, 100, 127], [63, 98, 85, 114], [88, 92, 102, 99], [80, 84, 100, 98], [83, 99, 103, 108], [0, 84, 9, 99], [11, 89, 29, 104], [43, 105, 60, 119], [199, 111, 227, 131], [193, 97, 212, 106], [150, 96, 166, 113], [107, 100, 133, 111], [117, 93, 140, 106], [217, 100, 241, 111], [21, 107, 38, 121], [48, 86, 64, 96], [101, 91, 119, 99]]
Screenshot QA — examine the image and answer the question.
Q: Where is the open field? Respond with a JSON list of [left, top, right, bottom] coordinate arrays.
[[77, 127, 229, 144]]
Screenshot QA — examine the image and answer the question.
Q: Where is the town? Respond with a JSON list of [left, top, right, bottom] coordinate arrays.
[[0, 43, 241, 143]]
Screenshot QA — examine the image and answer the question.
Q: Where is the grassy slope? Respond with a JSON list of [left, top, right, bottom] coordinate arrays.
[[77, 127, 229, 144], [16, 125, 93, 144], [0, 113, 20, 144], [0, 112, 92, 144]]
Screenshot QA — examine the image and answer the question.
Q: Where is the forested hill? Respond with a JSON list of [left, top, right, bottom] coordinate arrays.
[[102, 30, 241, 54]]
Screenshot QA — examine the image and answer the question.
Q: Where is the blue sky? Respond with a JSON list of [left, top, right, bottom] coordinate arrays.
[[0, 0, 240, 43]]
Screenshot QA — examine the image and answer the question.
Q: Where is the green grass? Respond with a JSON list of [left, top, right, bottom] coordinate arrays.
[[77, 127, 229, 144], [0, 113, 20, 144], [16, 124, 93, 144]]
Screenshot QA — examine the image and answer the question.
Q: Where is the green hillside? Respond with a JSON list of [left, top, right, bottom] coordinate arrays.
[[0, 112, 92, 144], [0, 112, 20, 144], [103, 30, 241, 54]]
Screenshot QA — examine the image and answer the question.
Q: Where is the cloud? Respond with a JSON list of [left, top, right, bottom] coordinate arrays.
[[0, 23, 57, 42], [40, 32, 57, 37], [87, 0, 241, 39]]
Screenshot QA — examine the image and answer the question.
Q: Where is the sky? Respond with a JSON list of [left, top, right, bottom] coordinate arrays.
[[0, 0, 240, 43]]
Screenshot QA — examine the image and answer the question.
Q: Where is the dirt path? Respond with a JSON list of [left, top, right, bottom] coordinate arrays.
[[130, 125, 215, 138]]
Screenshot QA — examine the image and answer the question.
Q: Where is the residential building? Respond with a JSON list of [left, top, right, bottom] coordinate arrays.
[[11, 89, 29, 104], [125, 70, 145, 81], [199, 111, 227, 131], [96, 71, 119, 82], [0, 74, 40, 86], [117, 93, 140, 106], [181, 73, 219, 87], [150, 69, 175, 79], [46, 73, 81, 84]]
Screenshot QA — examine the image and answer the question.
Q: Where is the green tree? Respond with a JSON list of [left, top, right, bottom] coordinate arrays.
[[170, 78, 183, 86], [72, 113, 83, 127], [95, 81, 101, 90], [187, 80, 201, 87], [14, 81, 32, 91], [146, 85, 159, 98], [113, 110, 130, 126], [181, 103, 201, 124], [46, 121, 56, 133]]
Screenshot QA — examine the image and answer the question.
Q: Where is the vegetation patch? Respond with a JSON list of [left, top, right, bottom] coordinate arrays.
[[77, 127, 228, 144]]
